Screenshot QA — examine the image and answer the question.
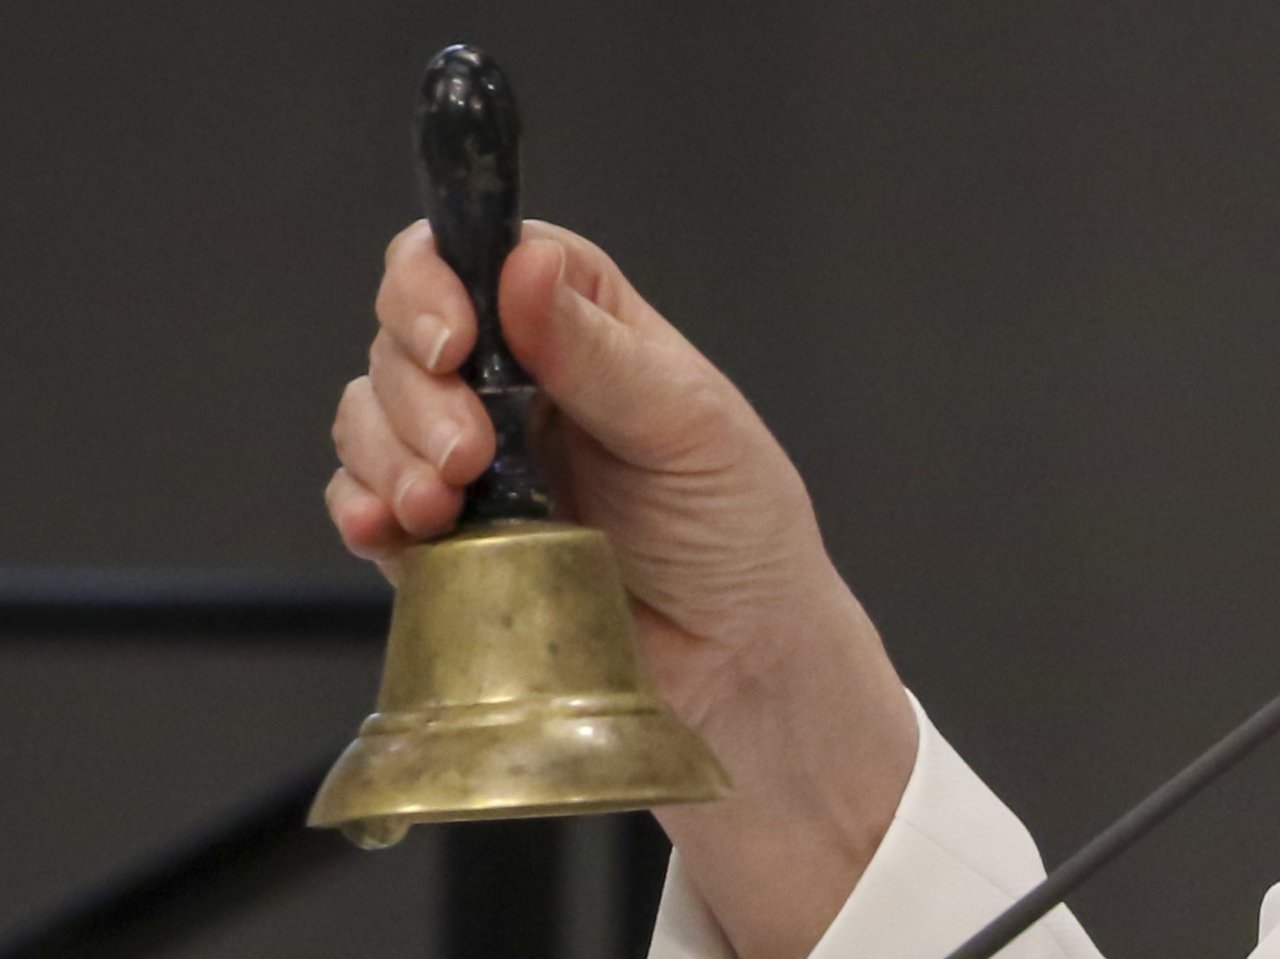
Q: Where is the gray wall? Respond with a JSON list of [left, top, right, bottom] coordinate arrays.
[[4, 2, 1280, 957]]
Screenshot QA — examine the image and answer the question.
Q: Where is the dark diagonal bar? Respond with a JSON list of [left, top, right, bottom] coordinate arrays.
[[0, 761, 349, 959], [0, 569, 390, 639]]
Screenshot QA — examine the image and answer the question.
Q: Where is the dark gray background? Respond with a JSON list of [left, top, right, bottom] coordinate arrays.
[[3, 1, 1280, 957]]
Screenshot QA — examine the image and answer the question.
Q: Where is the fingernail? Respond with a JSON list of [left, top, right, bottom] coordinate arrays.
[[425, 419, 462, 471], [550, 240, 565, 282], [546, 240, 567, 286], [414, 313, 452, 373], [527, 238, 566, 288], [394, 473, 423, 518]]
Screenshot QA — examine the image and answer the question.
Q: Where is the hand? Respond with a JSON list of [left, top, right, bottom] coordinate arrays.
[[326, 219, 917, 959]]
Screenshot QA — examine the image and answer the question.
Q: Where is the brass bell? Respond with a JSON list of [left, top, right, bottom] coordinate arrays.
[[308, 45, 728, 849]]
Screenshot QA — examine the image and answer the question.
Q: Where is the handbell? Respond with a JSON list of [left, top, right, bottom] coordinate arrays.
[[308, 45, 728, 849]]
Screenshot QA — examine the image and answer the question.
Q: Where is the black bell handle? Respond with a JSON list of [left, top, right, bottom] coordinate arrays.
[[414, 45, 550, 524]]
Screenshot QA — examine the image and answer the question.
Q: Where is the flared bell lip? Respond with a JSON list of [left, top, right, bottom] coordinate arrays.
[[307, 704, 729, 842]]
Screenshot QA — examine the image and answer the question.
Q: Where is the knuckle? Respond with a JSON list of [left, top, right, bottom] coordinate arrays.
[[322, 472, 342, 512], [373, 273, 398, 328], [329, 491, 359, 538], [334, 496, 392, 558], [336, 376, 367, 419], [332, 376, 369, 455], [339, 374, 369, 406], [366, 344, 404, 411], [367, 336, 386, 378], [331, 420, 348, 461], [382, 232, 403, 268], [674, 371, 720, 425], [661, 368, 738, 460], [383, 219, 429, 269], [336, 515, 371, 555]]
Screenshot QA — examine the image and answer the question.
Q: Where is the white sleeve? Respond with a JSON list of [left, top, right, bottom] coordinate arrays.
[[647, 692, 1106, 959], [1253, 886, 1280, 957]]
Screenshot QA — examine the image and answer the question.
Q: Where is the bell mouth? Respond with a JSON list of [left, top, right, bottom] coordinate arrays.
[[307, 696, 729, 847]]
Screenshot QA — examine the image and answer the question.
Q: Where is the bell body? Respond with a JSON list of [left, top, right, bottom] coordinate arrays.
[[308, 520, 729, 848]]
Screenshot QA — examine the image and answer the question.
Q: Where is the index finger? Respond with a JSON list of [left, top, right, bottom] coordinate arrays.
[[375, 220, 478, 375]]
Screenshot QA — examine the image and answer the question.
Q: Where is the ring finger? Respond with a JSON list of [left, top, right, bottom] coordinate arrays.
[[333, 375, 463, 538]]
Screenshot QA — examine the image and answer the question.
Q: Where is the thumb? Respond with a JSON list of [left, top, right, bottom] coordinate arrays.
[[498, 237, 723, 468]]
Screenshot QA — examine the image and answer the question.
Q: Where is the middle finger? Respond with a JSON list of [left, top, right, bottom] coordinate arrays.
[[368, 330, 496, 488]]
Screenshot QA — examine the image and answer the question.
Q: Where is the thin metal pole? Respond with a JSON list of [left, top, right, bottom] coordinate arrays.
[[944, 691, 1280, 959]]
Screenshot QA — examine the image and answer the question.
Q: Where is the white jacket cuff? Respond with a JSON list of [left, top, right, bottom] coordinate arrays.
[[647, 691, 1104, 959]]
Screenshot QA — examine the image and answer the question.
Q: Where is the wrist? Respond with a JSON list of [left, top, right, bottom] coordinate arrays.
[[654, 560, 918, 959]]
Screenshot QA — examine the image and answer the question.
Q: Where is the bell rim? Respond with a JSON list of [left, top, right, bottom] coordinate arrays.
[[307, 705, 729, 836]]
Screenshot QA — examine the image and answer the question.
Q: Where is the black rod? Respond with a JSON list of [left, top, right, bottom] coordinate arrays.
[[0, 569, 389, 638], [623, 813, 673, 959], [943, 690, 1280, 959], [0, 761, 349, 959], [415, 44, 550, 524], [442, 820, 562, 959]]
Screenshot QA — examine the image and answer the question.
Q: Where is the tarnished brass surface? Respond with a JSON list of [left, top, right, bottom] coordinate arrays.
[[308, 520, 729, 848]]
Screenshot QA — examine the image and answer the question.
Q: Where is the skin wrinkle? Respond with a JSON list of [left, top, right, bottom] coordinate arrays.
[[519, 222, 635, 321], [597, 514, 806, 640], [631, 604, 740, 733]]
